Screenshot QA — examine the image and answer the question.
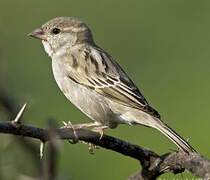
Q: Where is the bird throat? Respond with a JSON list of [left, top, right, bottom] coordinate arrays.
[[42, 40, 54, 57]]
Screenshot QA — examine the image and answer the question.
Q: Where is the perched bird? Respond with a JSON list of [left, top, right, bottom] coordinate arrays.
[[29, 17, 195, 153]]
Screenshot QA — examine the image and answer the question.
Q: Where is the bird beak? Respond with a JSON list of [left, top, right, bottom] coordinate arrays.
[[28, 28, 47, 40]]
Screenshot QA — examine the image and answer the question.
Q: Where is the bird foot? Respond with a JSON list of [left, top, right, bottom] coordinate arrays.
[[62, 121, 79, 144], [62, 121, 100, 129], [61, 121, 104, 143], [92, 126, 108, 139], [61, 121, 108, 153]]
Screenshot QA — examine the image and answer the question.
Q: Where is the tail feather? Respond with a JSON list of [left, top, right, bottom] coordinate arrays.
[[155, 120, 196, 153], [122, 109, 196, 153]]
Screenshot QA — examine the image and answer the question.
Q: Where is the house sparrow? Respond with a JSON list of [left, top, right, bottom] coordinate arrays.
[[29, 17, 195, 153]]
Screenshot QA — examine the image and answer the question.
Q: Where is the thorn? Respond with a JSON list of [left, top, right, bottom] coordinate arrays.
[[62, 121, 67, 126], [12, 103, 27, 124], [40, 142, 44, 159]]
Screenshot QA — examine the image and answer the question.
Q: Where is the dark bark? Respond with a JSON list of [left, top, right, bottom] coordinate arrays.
[[0, 120, 209, 179]]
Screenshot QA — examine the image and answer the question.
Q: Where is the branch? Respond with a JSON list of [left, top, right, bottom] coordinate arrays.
[[0, 120, 210, 179], [0, 99, 209, 179]]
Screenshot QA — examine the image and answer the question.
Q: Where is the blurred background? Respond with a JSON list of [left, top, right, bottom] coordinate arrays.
[[0, 0, 210, 179]]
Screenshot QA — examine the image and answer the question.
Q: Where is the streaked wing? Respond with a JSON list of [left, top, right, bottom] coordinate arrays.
[[64, 45, 160, 118]]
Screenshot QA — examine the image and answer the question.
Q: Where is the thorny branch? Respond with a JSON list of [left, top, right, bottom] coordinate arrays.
[[0, 91, 210, 179], [0, 104, 210, 180], [0, 91, 59, 180]]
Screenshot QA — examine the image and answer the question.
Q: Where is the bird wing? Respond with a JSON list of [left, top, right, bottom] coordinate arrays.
[[64, 45, 160, 118]]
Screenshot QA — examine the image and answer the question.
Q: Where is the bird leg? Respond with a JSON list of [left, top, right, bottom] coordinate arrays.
[[62, 121, 79, 144], [61, 121, 108, 153], [61, 121, 103, 144], [80, 124, 108, 154], [62, 121, 100, 129], [88, 143, 99, 154]]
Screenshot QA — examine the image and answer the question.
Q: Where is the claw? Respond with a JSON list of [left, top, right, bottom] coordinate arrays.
[[88, 143, 100, 154], [92, 126, 108, 139], [88, 143, 96, 154], [60, 121, 108, 153], [62, 121, 79, 144]]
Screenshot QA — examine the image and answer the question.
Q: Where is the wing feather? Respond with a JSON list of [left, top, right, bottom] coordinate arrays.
[[64, 45, 160, 118]]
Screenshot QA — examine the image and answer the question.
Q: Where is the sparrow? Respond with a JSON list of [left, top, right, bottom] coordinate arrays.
[[29, 17, 195, 153]]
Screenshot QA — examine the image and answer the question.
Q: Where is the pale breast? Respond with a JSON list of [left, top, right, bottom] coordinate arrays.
[[51, 58, 117, 127]]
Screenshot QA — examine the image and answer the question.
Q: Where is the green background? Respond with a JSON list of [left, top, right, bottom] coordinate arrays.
[[0, 0, 209, 179]]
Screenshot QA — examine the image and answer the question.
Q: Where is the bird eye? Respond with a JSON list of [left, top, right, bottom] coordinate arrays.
[[51, 28, 61, 35]]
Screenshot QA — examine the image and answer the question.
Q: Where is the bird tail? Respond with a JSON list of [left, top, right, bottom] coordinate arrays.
[[121, 109, 196, 153], [153, 117, 196, 153]]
